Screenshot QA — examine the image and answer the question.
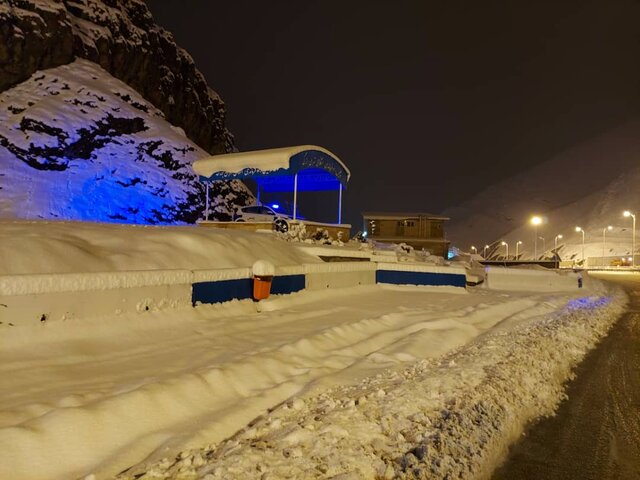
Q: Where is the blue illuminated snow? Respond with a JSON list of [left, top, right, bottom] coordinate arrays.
[[565, 296, 612, 312]]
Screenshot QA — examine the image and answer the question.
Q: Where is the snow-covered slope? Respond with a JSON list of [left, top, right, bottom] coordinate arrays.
[[0, 220, 320, 275], [445, 120, 640, 260], [0, 60, 253, 223]]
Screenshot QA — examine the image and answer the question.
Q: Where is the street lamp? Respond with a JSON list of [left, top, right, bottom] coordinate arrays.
[[623, 211, 636, 267], [530, 216, 542, 259], [575, 226, 585, 264], [470, 245, 477, 255], [554, 234, 563, 251], [484, 244, 490, 258], [515, 241, 523, 259], [602, 226, 612, 259], [501, 241, 509, 260]]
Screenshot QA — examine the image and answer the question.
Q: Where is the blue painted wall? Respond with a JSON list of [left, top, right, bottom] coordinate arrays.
[[192, 270, 464, 306], [376, 270, 466, 287], [271, 275, 306, 295], [192, 274, 305, 305], [192, 278, 253, 305]]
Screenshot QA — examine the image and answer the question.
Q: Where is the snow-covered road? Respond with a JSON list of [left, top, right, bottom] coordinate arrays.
[[0, 280, 626, 480]]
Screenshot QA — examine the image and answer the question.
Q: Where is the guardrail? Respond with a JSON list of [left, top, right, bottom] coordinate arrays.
[[1, 262, 466, 327]]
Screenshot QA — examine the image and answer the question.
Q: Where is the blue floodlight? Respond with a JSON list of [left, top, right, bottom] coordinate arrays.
[[271, 203, 280, 210]]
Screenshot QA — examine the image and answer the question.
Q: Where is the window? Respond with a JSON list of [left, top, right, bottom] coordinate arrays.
[[259, 206, 275, 215], [397, 220, 415, 227]]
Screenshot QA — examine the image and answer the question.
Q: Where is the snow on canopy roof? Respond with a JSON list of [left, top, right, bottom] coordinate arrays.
[[193, 145, 351, 191]]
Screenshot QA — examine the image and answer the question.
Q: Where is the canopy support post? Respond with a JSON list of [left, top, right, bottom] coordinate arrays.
[[338, 183, 343, 224], [256, 184, 261, 205], [205, 182, 210, 221], [293, 173, 298, 220]]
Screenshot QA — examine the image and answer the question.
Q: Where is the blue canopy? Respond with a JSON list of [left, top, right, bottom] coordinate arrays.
[[193, 145, 350, 192]]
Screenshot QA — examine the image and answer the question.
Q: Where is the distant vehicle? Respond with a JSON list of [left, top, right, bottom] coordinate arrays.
[[234, 205, 291, 232]]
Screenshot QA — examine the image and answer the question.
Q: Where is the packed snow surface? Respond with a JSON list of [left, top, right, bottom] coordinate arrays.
[[0, 221, 629, 479], [0, 278, 625, 479]]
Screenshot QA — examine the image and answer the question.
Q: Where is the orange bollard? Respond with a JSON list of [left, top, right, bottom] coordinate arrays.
[[253, 275, 273, 300]]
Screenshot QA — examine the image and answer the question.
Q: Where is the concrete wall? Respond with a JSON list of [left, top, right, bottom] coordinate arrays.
[[2, 283, 192, 327], [0, 262, 467, 326]]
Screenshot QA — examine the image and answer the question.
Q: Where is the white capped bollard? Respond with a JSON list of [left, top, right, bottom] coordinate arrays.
[[252, 260, 275, 300]]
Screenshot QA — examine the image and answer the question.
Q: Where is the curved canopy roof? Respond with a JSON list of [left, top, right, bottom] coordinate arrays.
[[193, 145, 350, 192]]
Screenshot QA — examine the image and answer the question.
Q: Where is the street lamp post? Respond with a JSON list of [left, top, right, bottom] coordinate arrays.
[[602, 226, 612, 259], [501, 241, 509, 260], [471, 246, 477, 256], [538, 236, 546, 257], [515, 241, 523, 259], [531, 216, 542, 260], [623, 211, 636, 268], [554, 234, 563, 251], [484, 244, 489, 258], [575, 226, 585, 264]]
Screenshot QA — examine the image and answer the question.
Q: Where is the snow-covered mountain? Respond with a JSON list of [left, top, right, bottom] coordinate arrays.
[[0, 59, 253, 223], [0, 0, 255, 223], [445, 120, 640, 261]]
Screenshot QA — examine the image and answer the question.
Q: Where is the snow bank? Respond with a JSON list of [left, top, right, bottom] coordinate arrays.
[[377, 262, 466, 275], [2, 281, 621, 480], [485, 265, 579, 292], [121, 283, 626, 480], [0, 220, 321, 275]]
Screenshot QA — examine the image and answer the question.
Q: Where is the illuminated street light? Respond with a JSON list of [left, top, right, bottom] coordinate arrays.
[[575, 226, 585, 264], [530, 216, 542, 259], [501, 241, 509, 260], [484, 244, 490, 258], [515, 240, 523, 259], [470, 245, 477, 255], [554, 234, 563, 251], [538, 236, 546, 256], [602, 226, 612, 258], [623, 211, 636, 267]]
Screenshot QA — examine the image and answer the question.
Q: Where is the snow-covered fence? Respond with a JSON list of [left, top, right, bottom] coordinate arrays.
[[5, 263, 583, 327], [302, 262, 377, 290], [0, 270, 195, 327], [485, 266, 579, 291], [375, 263, 467, 287], [192, 266, 306, 305], [0, 262, 473, 326]]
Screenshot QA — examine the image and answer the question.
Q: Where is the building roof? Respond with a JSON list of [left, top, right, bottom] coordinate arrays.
[[193, 145, 350, 191], [362, 212, 450, 221]]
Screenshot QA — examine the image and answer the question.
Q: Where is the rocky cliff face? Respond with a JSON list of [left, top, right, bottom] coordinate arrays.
[[0, 0, 256, 224], [0, 59, 253, 223], [0, 0, 232, 154]]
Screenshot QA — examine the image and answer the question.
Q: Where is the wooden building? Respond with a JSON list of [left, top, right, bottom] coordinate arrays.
[[362, 212, 450, 257]]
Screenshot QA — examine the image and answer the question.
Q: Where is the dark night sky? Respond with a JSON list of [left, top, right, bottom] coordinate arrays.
[[146, 0, 640, 228]]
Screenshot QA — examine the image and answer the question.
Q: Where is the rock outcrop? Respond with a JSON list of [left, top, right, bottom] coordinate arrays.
[[0, 59, 253, 223], [0, 0, 232, 154]]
